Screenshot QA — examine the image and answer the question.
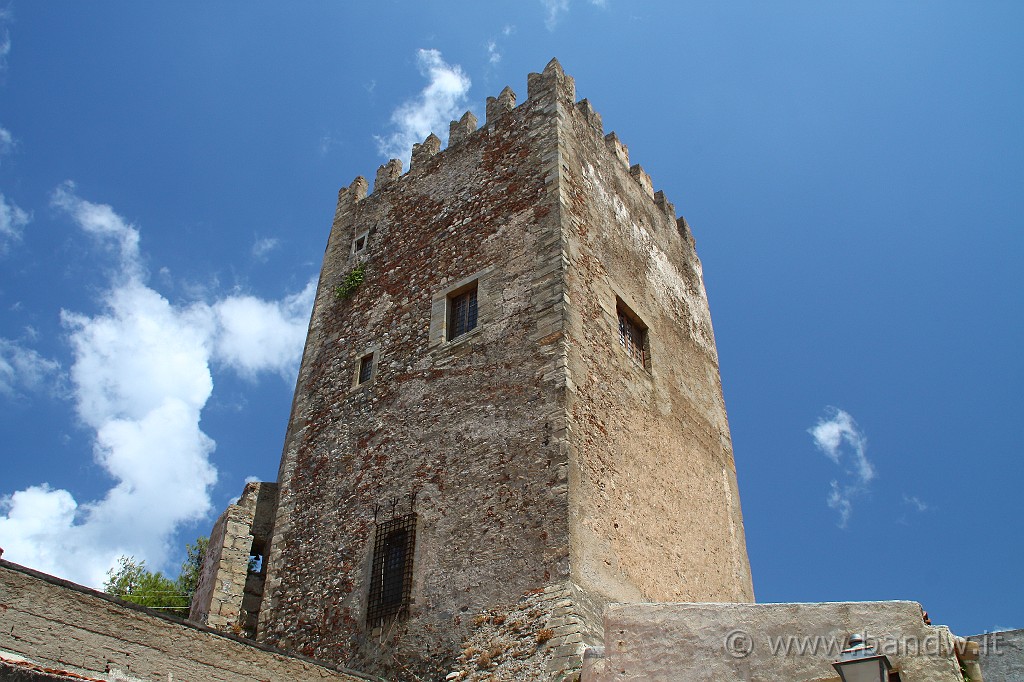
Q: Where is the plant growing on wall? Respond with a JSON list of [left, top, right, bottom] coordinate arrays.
[[334, 264, 366, 300]]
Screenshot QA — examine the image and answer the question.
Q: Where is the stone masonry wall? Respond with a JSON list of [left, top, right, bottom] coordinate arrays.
[[257, 61, 573, 680], [254, 58, 755, 681], [0, 560, 365, 682], [556, 85, 754, 606], [444, 583, 588, 682], [190, 481, 277, 637], [969, 628, 1024, 682], [581, 601, 965, 681]]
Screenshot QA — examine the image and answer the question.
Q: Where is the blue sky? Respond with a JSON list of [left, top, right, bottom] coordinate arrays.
[[0, 2, 1020, 637]]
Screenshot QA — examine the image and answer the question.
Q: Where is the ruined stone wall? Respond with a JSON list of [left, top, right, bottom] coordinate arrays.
[[556, 87, 754, 605], [257, 63, 573, 680], [190, 481, 277, 636], [0, 560, 365, 682]]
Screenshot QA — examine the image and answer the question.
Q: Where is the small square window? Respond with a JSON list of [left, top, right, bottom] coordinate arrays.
[[617, 302, 649, 370], [357, 353, 374, 384], [448, 285, 478, 341], [352, 232, 368, 254], [367, 513, 416, 626]]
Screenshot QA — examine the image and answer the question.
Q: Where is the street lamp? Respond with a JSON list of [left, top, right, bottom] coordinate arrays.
[[832, 633, 894, 682]]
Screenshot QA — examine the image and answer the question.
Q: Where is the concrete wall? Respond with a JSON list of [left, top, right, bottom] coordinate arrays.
[[0, 560, 364, 682], [969, 628, 1024, 682], [582, 601, 965, 681]]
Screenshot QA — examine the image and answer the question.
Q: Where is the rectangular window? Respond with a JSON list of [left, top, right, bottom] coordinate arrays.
[[357, 353, 374, 384], [448, 285, 478, 340], [617, 303, 649, 369], [366, 513, 416, 626], [352, 232, 368, 254]]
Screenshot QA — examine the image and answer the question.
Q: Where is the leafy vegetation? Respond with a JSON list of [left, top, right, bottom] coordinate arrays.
[[103, 536, 207, 617], [334, 263, 366, 299]]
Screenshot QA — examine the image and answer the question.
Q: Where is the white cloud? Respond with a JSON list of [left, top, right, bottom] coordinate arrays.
[[0, 185, 315, 587], [251, 236, 280, 260], [0, 7, 10, 69], [0, 192, 30, 252], [541, 0, 606, 30], [487, 40, 501, 65], [903, 494, 928, 512], [0, 125, 13, 160], [826, 481, 853, 528], [51, 181, 141, 280], [375, 49, 471, 165], [0, 338, 63, 398], [542, 0, 571, 29], [211, 279, 315, 380], [809, 407, 874, 527]]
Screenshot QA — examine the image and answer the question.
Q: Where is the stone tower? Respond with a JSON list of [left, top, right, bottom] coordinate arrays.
[[193, 59, 753, 680]]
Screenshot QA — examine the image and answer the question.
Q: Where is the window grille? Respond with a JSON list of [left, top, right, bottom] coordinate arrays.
[[366, 513, 416, 626], [358, 353, 374, 384], [448, 286, 478, 340], [617, 306, 648, 368]]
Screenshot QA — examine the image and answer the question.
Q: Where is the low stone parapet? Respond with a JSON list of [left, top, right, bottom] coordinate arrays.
[[0, 559, 366, 682]]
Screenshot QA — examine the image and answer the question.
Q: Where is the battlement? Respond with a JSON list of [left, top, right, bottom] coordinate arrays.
[[335, 58, 687, 246], [256, 57, 750, 680]]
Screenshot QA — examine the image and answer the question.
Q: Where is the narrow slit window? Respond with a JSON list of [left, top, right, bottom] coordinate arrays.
[[448, 285, 478, 340], [367, 513, 416, 626], [617, 302, 649, 369], [358, 353, 374, 384]]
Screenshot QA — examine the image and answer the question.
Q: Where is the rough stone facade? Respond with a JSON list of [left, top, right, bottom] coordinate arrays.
[[243, 58, 753, 680], [0, 560, 365, 682], [190, 481, 277, 637], [444, 583, 587, 681]]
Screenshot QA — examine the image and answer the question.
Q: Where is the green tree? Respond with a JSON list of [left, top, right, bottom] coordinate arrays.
[[103, 536, 207, 618], [176, 535, 208, 598]]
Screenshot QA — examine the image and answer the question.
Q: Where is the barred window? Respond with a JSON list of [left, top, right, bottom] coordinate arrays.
[[617, 302, 649, 370], [448, 285, 478, 340], [366, 513, 416, 627], [357, 353, 374, 384]]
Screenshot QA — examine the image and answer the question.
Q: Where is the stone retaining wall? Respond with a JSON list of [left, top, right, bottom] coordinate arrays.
[[0, 560, 366, 682]]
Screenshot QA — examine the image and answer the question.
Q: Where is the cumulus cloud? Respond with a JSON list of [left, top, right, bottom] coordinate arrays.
[[809, 407, 874, 527], [51, 181, 141, 279], [487, 40, 501, 65], [375, 49, 471, 165], [211, 279, 315, 380], [0, 338, 63, 397], [0, 185, 315, 587], [0, 192, 30, 252]]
